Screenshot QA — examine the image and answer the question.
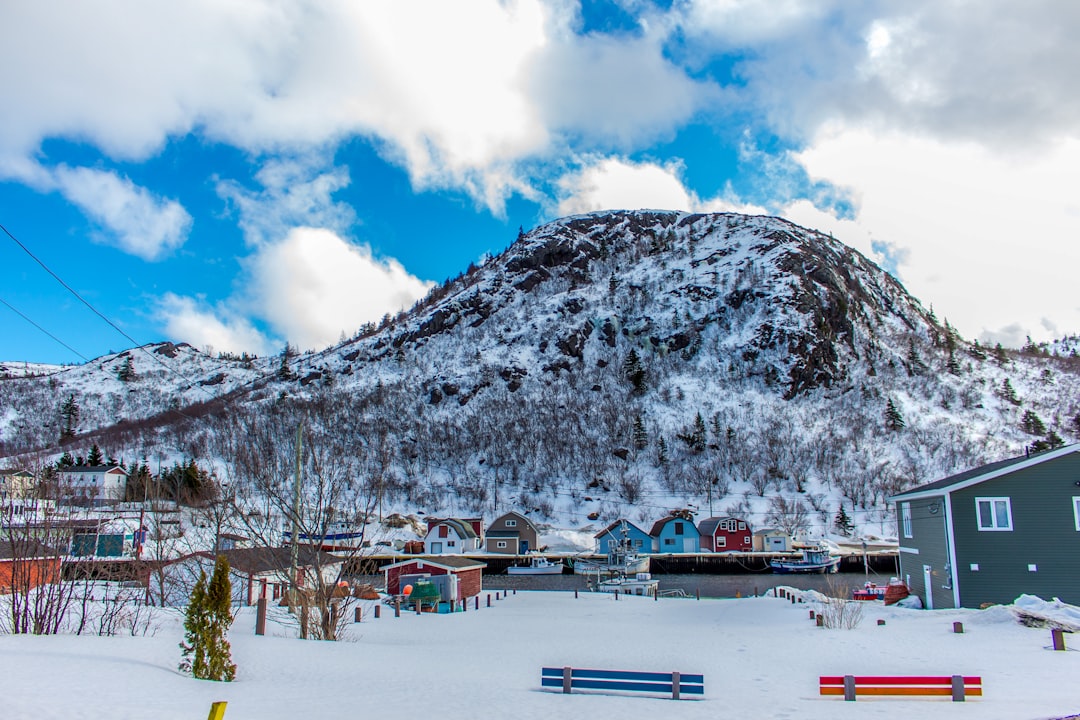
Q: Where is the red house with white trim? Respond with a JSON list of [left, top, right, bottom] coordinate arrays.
[[698, 516, 752, 552]]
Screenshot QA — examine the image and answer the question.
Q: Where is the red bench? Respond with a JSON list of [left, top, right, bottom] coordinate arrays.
[[820, 675, 982, 701]]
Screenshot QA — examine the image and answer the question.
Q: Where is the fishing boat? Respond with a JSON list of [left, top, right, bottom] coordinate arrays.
[[594, 572, 659, 597], [770, 546, 840, 574], [852, 582, 887, 601], [282, 521, 366, 551], [507, 555, 565, 575], [574, 522, 649, 576]]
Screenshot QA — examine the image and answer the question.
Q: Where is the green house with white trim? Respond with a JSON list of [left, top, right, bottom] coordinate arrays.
[[890, 444, 1080, 609]]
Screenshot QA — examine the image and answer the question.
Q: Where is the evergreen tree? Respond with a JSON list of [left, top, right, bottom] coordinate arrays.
[[116, 356, 137, 382], [86, 443, 104, 466], [278, 344, 296, 381], [946, 348, 961, 375], [969, 339, 987, 361], [1045, 429, 1065, 450], [993, 343, 1009, 365], [179, 556, 236, 682], [833, 505, 854, 537], [205, 555, 237, 681], [622, 349, 646, 394], [905, 338, 926, 376], [885, 398, 905, 431], [1021, 410, 1047, 436], [179, 571, 209, 678], [59, 394, 80, 441], [656, 435, 667, 466], [632, 415, 648, 450], [57, 451, 75, 468], [1000, 378, 1020, 406]]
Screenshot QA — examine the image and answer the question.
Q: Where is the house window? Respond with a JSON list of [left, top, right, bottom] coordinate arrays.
[[438, 525, 448, 538], [716, 536, 726, 548], [976, 497, 1013, 531], [1073, 497, 1080, 531], [664, 538, 675, 546], [448, 540, 456, 547], [634, 539, 643, 548], [497, 541, 507, 548], [674, 522, 684, 535], [901, 503, 912, 538], [738, 522, 745, 530], [505, 519, 517, 527]]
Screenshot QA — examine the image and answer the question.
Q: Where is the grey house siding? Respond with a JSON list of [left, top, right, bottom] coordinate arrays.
[[950, 453, 1080, 606], [897, 496, 954, 609]]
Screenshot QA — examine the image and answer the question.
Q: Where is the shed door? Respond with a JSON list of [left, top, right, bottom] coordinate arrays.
[[683, 538, 696, 553], [519, 539, 529, 553], [431, 542, 443, 554]]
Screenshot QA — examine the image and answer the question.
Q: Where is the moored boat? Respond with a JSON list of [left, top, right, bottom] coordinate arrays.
[[770, 546, 840, 574], [595, 572, 659, 597], [507, 555, 565, 575]]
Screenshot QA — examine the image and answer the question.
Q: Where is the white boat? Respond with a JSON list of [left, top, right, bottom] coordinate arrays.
[[507, 555, 565, 575], [770, 546, 840, 574], [574, 520, 650, 576], [595, 572, 659, 597]]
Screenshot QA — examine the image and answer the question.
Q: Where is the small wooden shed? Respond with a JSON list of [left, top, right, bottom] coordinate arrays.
[[382, 557, 487, 601]]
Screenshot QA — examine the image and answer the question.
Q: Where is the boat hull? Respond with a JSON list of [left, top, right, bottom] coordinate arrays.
[[573, 557, 650, 576], [507, 562, 564, 575], [770, 558, 840, 574]]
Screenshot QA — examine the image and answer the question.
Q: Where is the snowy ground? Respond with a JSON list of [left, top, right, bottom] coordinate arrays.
[[2, 590, 1078, 720]]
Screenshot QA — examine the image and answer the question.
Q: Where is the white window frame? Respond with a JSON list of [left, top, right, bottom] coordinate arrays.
[[716, 536, 726, 548], [975, 497, 1013, 531], [496, 541, 507, 549], [505, 519, 517, 527], [901, 503, 913, 539], [1072, 497, 1080, 531]]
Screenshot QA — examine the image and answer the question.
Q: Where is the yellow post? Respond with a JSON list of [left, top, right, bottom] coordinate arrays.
[[207, 701, 227, 720]]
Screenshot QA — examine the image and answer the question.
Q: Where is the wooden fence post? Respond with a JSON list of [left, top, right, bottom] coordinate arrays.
[[475, 596, 479, 610], [207, 701, 227, 720], [953, 621, 964, 633], [809, 610, 815, 619], [255, 597, 267, 636], [374, 605, 381, 619], [574, 589, 578, 599], [816, 615, 824, 627], [394, 598, 400, 618], [487, 594, 491, 607], [562, 666, 573, 694], [1052, 628, 1066, 651], [354, 606, 362, 623], [843, 675, 856, 701], [672, 671, 681, 700]]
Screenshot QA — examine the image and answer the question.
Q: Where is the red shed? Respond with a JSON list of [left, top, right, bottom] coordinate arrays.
[[0, 539, 62, 593], [698, 516, 752, 552], [382, 557, 486, 600]]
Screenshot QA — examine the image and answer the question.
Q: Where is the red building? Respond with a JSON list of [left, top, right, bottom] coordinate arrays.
[[698, 516, 752, 552], [382, 557, 486, 600], [0, 539, 62, 593]]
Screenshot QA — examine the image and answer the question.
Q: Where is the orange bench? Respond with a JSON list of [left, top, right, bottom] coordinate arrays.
[[820, 675, 982, 702]]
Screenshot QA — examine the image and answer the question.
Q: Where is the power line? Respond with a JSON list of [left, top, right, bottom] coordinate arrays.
[[0, 219, 216, 401], [0, 297, 90, 362]]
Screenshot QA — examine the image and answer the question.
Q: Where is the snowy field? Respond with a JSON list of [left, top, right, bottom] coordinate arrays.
[[2, 590, 1078, 720]]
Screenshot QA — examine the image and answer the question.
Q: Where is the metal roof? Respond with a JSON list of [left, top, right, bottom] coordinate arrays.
[[889, 444, 1080, 502]]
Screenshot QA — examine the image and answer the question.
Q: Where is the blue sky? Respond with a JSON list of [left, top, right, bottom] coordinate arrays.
[[2, 1, 1079, 363]]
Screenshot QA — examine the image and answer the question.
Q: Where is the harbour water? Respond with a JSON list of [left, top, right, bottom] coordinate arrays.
[[481, 570, 896, 599]]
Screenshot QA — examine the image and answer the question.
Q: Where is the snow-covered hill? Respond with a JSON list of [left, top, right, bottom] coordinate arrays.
[[3, 211, 1079, 537]]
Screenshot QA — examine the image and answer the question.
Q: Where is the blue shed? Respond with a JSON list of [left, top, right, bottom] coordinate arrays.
[[650, 515, 700, 553], [594, 520, 652, 555]]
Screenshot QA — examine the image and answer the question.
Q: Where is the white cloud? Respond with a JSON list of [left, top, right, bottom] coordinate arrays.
[[244, 228, 433, 350], [216, 158, 355, 246], [556, 157, 764, 217], [158, 228, 433, 353], [790, 126, 1080, 344], [0, 1, 716, 212], [157, 294, 271, 357], [52, 166, 192, 260]]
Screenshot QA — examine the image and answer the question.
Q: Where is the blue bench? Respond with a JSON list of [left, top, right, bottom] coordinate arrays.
[[541, 666, 704, 700]]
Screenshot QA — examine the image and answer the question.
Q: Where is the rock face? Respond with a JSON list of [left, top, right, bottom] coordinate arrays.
[[357, 210, 936, 401]]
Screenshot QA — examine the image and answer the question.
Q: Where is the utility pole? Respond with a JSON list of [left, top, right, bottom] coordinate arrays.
[[289, 421, 302, 616]]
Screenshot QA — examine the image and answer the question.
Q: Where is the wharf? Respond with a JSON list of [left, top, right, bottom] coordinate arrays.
[[345, 550, 899, 576]]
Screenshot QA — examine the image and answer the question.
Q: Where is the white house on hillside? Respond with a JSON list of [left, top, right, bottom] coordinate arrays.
[[58, 465, 128, 503]]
